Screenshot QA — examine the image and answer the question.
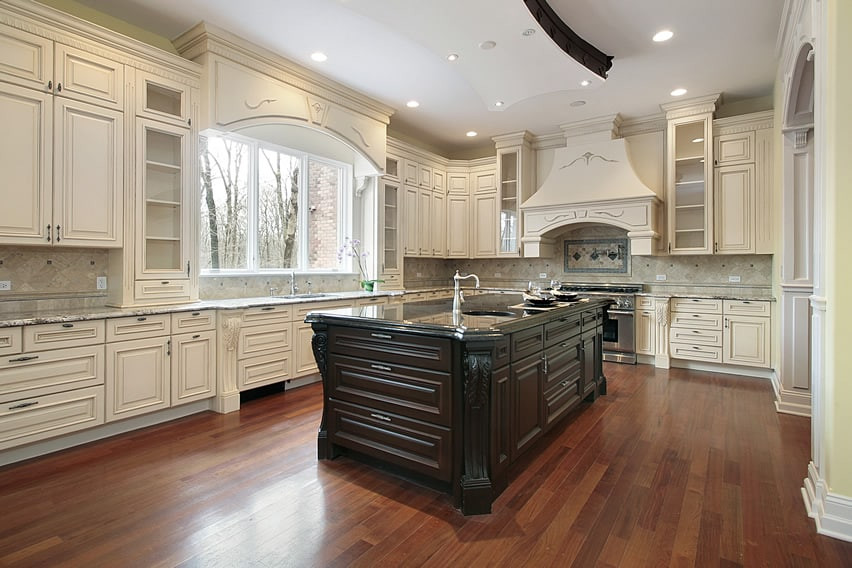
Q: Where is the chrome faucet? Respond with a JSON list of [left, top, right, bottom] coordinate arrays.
[[453, 270, 480, 314], [289, 271, 298, 295]]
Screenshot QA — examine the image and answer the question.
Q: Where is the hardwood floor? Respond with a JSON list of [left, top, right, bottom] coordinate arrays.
[[1, 363, 851, 567]]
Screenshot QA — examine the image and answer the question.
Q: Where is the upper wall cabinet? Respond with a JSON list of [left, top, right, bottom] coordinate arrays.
[[662, 95, 718, 255], [136, 70, 193, 127], [0, 25, 124, 247], [173, 26, 394, 176]]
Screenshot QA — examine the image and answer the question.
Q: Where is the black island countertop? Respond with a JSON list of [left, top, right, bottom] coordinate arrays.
[[305, 291, 607, 339], [306, 292, 610, 515]]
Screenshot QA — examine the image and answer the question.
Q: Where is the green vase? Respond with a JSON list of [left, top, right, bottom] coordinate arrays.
[[361, 280, 374, 292]]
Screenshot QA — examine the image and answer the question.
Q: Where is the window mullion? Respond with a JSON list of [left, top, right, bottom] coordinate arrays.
[[247, 141, 259, 271]]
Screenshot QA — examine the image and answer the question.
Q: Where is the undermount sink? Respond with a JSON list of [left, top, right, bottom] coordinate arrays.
[[462, 310, 516, 317]]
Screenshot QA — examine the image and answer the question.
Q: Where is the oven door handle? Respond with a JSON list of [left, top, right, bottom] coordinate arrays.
[[606, 309, 635, 316]]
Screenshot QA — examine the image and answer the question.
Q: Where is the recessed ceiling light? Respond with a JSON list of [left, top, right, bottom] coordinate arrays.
[[310, 52, 327, 62], [495, 100, 505, 107], [479, 40, 496, 50], [569, 100, 586, 107], [522, 28, 536, 36], [466, 131, 478, 137], [406, 100, 420, 108], [653, 30, 674, 42], [670, 88, 687, 97], [580, 80, 591, 87], [446, 53, 459, 62], [692, 137, 704, 143]]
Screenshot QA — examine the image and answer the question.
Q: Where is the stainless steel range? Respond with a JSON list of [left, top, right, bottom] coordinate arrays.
[[556, 283, 644, 364]]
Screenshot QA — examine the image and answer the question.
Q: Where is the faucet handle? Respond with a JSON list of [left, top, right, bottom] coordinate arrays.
[[459, 290, 465, 304], [269, 287, 278, 296]]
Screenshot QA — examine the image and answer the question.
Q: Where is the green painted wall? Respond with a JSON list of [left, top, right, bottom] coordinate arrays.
[[35, 0, 178, 53]]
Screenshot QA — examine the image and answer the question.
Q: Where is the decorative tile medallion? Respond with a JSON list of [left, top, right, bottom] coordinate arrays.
[[564, 238, 629, 273]]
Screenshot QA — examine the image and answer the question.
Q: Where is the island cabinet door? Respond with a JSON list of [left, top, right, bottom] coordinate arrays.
[[580, 329, 598, 399], [511, 351, 543, 461], [490, 365, 512, 484], [541, 339, 582, 431]]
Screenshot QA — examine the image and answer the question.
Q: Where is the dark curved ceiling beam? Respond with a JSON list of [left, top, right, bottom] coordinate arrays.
[[523, 0, 613, 79]]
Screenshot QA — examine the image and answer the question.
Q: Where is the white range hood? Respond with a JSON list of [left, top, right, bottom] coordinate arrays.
[[520, 133, 662, 257]]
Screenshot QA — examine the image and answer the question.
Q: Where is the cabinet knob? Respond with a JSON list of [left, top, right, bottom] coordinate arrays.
[[47, 80, 52, 91], [56, 83, 62, 92]]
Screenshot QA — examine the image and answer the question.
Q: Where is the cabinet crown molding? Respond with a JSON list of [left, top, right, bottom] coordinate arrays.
[[713, 110, 775, 135], [660, 93, 721, 119]]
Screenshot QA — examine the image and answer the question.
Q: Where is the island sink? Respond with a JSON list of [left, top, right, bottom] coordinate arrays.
[[307, 292, 608, 515]]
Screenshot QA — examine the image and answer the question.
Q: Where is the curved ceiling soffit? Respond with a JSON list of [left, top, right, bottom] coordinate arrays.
[[523, 0, 613, 79]]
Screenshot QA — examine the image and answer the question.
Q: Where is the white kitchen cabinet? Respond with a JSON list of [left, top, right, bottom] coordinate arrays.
[[447, 170, 469, 195], [136, 69, 193, 127], [446, 193, 470, 258], [106, 336, 170, 421], [714, 131, 754, 166], [722, 300, 770, 368], [171, 329, 216, 405], [417, 185, 432, 256], [402, 183, 419, 256], [473, 192, 498, 258], [379, 179, 402, 286], [236, 306, 293, 390], [635, 307, 656, 356], [292, 300, 349, 378], [431, 189, 446, 256], [714, 164, 755, 253], [0, 82, 123, 247], [0, 25, 125, 248]]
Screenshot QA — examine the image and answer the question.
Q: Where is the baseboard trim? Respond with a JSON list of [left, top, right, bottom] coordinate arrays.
[[803, 461, 852, 542], [771, 370, 812, 416], [669, 359, 773, 379], [0, 400, 213, 468]]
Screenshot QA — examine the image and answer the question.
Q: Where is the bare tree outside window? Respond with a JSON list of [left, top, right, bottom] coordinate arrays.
[[199, 132, 349, 273], [199, 136, 249, 270]]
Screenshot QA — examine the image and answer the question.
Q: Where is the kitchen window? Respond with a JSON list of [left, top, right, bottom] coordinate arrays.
[[199, 132, 351, 273]]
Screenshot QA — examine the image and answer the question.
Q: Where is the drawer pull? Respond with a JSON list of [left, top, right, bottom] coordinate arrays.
[[693, 346, 700, 350], [370, 412, 391, 422], [161, 281, 170, 285], [370, 333, 393, 340], [9, 401, 38, 410], [261, 307, 275, 311], [370, 364, 392, 372], [742, 301, 751, 304], [137, 317, 147, 322], [9, 355, 38, 363], [693, 330, 700, 333], [192, 334, 201, 339], [61, 323, 74, 328], [191, 311, 201, 316]]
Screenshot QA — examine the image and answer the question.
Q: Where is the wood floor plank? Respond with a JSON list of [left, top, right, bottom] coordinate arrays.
[[2, 364, 852, 567]]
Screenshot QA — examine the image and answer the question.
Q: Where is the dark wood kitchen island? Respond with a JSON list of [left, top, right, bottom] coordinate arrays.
[[306, 292, 608, 515]]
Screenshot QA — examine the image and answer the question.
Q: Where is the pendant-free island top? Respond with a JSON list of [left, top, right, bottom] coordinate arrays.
[[306, 292, 609, 515]]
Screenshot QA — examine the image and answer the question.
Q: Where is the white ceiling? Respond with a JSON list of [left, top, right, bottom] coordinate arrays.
[[70, 0, 785, 156]]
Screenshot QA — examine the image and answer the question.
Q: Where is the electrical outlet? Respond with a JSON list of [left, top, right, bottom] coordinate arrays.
[[0, 280, 10, 291], [416, 272, 422, 278], [656, 274, 667, 281], [494, 272, 502, 277], [728, 275, 742, 283], [539, 273, 547, 278], [96, 276, 107, 290]]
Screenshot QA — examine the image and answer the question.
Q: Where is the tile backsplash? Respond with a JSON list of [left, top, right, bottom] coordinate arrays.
[[0, 246, 108, 299]]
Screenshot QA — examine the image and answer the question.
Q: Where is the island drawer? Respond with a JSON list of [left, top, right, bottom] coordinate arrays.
[[582, 308, 604, 330], [542, 339, 581, 395], [171, 310, 216, 333], [544, 314, 581, 347], [327, 398, 452, 482], [328, 327, 451, 372], [23, 320, 105, 351], [670, 298, 722, 314], [493, 337, 510, 369], [511, 325, 543, 361], [0, 328, 22, 357], [327, 354, 451, 426], [543, 376, 581, 431]]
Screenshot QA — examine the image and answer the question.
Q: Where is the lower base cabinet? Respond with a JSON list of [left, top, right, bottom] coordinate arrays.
[[106, 336, 171, 421], [171, 330, 216, 405], [511, 352, 544, 460]]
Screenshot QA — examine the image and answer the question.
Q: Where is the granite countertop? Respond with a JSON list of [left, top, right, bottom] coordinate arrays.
[[306, 293, 606, 337], [0, 290, 406, 328]]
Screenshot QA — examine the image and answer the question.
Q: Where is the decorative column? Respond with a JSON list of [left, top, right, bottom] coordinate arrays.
[[460, 341, 494, 515], [310, 323, 333, 459], [213, 315, 242, 413], [654, 299, 671, 369]]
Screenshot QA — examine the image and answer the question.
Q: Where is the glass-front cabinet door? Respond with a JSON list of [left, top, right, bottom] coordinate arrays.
[[498, 149, 519, 255], [667, 114, 713, 254], [381, 180, 400, 274], [136, 118, 192, 279]]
